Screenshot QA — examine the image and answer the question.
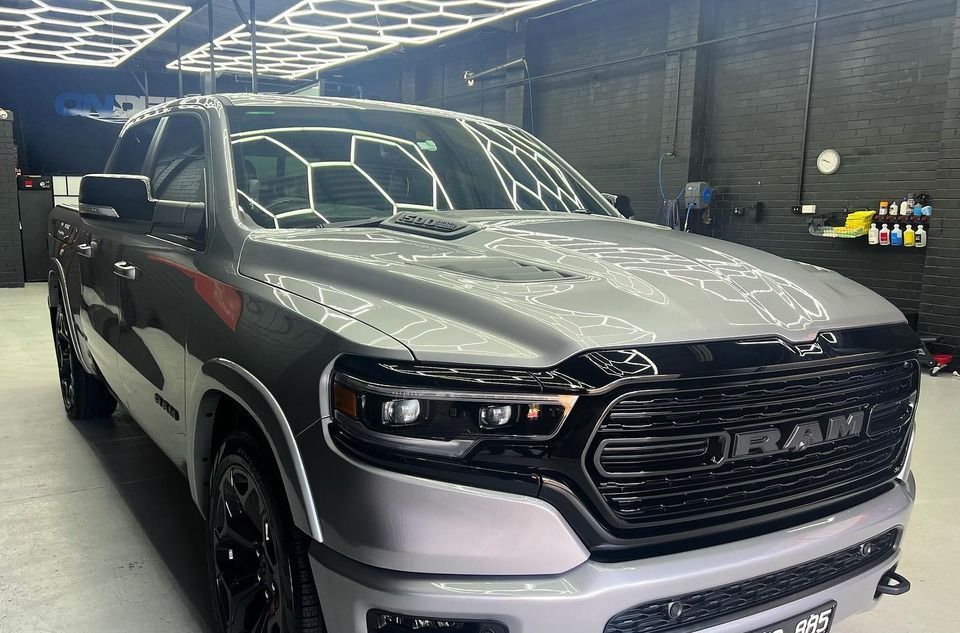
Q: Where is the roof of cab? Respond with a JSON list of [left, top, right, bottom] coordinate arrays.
[[123, 92, 510, 136], [217, 93, 502, 124]]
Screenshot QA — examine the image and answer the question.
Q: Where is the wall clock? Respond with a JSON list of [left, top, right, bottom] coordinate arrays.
[[817, 149, 841, 175]]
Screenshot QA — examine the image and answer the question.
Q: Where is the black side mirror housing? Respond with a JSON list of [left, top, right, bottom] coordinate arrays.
[[78, 174, 204, 240], [602, 192, 635, 219], [153, 200, 205, 239], [79, 174, 155, 222]]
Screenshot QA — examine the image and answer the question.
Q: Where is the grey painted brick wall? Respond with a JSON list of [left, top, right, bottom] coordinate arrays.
[[527, 0, 671, 212], [921, 0, 960, 343], [702, 0, 956, 321], [329, 0, 960, 343], [0, 113, 23, 287]]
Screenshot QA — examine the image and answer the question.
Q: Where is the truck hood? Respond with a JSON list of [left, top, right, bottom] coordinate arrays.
[[238, 211, 903, 367]]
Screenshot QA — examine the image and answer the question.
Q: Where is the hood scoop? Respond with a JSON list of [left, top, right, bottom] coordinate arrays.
[[380, 211, 479, 240], [426, 257, 580, 282]]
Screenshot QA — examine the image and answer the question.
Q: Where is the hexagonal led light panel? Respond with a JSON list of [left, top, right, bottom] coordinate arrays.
[[276, 0, 564, 45], [0, 0, 192, 67], [170, 21, 396, 79], [169, 0, 564, 79]]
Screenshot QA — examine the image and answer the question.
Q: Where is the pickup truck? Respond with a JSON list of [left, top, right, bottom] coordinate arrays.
[[48, 94, 919, 633]]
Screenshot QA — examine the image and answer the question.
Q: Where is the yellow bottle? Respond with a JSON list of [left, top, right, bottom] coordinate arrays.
[[904, 224, 916, 247]]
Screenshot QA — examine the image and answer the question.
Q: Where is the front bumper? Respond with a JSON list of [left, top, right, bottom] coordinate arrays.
[[310, 475, 914, 633]]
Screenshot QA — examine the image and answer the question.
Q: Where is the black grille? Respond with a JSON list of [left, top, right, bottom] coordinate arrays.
[[604, 529, 899, 633], [586, 359, 916, 531]]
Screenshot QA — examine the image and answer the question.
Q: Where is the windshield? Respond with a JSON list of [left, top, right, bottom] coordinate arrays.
[[227, 105, 614, 228]]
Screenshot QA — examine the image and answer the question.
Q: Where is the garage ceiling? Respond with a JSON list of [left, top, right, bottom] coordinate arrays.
[[170, 19, 398, 79], [0, 0, 566, 78], [171, 1, 565, 79], [0, 0, 192, 67]]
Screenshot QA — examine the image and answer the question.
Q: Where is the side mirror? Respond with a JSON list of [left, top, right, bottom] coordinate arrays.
[[153, 200, 205, 238], [603, 192, 634, 219], [79, 174, 155, 222], [78, 174, 204, 239]]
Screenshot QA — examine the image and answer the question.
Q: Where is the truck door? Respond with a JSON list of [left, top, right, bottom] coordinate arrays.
[[113, 114, 208, 466], [74, 221, 124, 386], [73, 118, 161, 387]]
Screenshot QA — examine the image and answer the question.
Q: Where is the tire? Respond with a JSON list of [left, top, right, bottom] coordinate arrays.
[[208, 430, 323, 633], [51, 297, 116, 419]]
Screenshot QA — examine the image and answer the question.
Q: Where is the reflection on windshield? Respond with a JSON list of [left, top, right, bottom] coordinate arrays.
[[228, 106, 611, 228]]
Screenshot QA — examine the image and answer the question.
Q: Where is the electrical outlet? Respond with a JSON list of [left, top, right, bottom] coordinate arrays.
[[791, 205, 802, 215]]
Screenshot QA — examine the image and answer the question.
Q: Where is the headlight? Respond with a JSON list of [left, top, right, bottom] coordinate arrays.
[[330, 367, 577, 458]]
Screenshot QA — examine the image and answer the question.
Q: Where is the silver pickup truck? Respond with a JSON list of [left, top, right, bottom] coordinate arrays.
[[48, 94, 918, 633]]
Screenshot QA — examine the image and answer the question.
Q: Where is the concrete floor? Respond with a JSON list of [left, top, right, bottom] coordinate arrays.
[[0, 282, 957, 632]]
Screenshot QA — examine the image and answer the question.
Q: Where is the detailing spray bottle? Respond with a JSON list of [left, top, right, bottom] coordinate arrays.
[[891, 223, 903, 246]]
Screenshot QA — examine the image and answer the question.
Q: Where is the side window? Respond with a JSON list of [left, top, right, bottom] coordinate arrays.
[[150, 116, 207, 204], [109, 119, 159, 175]]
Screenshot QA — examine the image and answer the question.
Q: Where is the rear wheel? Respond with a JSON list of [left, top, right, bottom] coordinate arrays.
[[208, 430, 323, 633], [51, 299, 116, 419]]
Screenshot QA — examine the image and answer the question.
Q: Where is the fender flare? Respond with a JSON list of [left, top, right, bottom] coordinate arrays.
[[48, 260, 95, 375], [187, 358, 322, 541]]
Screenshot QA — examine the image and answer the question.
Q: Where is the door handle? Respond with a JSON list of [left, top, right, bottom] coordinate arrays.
[[76, 242, 96, 258], [113, 261, 138, 280]]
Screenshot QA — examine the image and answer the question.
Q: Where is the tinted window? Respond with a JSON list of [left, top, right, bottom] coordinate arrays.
[[150, 116, 206, 204], [227, 106, 614, 229], [110, 119, 159, 175]]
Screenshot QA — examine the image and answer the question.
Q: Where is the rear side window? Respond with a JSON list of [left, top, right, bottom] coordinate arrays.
[[150, 116, 207, 204], [109, 119, 159, 175]]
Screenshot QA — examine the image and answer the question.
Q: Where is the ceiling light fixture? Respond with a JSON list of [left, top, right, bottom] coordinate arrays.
[[0, 0, 192, 68], [168, 0, 563, 79], [275, 0, 564, 45], [170, 21, 397, 80]]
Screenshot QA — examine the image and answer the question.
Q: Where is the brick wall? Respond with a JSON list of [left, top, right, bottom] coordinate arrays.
[[920, 0, 960, 343], [0, 109, 23, 287], [526, 0, 670, 211], [702, 0, 956, 320], [347, 28, 525, 123]]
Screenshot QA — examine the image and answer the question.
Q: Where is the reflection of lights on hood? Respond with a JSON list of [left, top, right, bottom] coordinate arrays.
[[0, 0, 191, 67], [168, 0, 564, 78], [481, 225, 829, 330]]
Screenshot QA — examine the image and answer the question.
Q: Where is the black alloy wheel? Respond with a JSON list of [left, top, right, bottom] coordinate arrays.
[[49, 296, 116, 419], [53, 304, 76, 411], [209, 432, 322, 633], [212, 462, 292, 633]]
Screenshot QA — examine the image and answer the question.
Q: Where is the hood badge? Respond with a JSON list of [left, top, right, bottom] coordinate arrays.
[[381, 212, 479, 240]]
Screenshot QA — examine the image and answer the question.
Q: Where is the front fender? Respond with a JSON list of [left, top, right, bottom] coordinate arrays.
[[187, 358, 322, 540], [49, 260, 96, 375]]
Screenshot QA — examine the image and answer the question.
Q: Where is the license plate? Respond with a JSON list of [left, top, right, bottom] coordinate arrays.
[[750, 602, 836, 633]]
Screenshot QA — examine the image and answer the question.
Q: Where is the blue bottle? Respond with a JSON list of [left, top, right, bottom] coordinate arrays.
[[890, 224, 904, 246]]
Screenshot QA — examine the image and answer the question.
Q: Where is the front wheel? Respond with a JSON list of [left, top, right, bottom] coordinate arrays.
[[51, 300, 116, 419], [208, 431, 323, 633]]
